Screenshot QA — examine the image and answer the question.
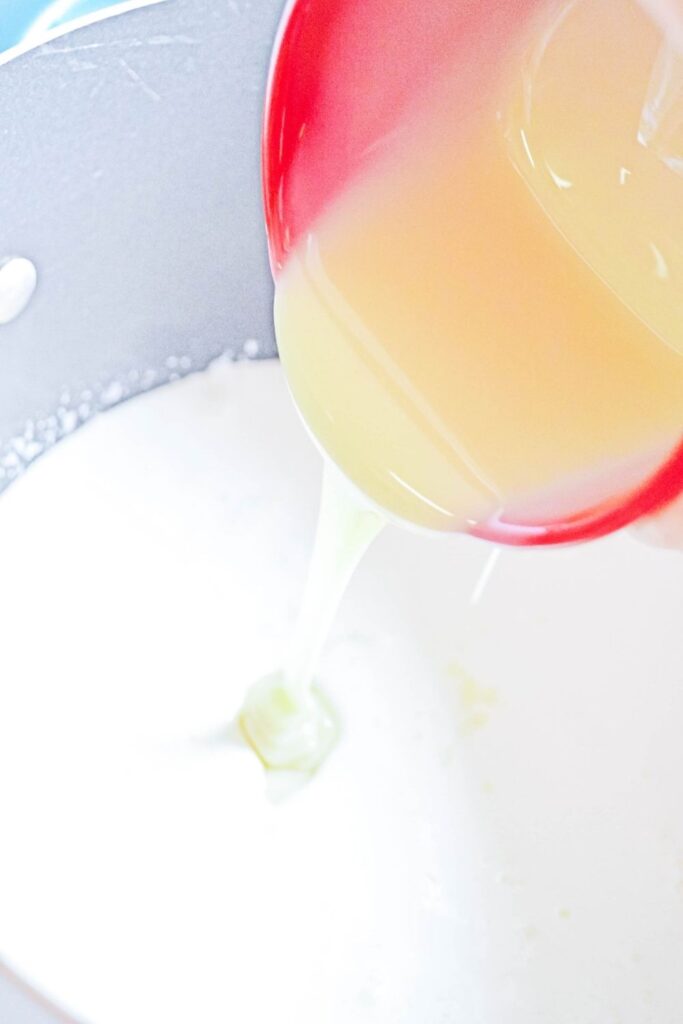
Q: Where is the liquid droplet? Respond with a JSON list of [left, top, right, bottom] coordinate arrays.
[[0, 257, 37, 326]]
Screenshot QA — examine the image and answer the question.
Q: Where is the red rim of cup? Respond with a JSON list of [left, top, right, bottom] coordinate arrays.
[[470, 437, 683, 546]]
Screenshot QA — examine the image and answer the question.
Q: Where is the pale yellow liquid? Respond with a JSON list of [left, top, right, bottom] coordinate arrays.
[[240, 0, 683, 771], [240, 464, 383, 773], [275, 0, 683, 531]]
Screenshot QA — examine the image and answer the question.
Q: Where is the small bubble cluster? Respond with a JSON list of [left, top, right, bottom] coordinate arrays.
[[0, 338, 268, 492]]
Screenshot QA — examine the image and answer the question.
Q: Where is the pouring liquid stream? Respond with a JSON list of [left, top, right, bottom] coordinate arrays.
[[240, 463, 384, 772]]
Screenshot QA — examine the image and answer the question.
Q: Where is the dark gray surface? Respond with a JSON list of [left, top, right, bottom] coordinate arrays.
[[0, 0, 281, 489]]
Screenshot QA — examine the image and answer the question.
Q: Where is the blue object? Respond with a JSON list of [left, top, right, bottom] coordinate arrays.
[[1, 0, 164, 60]]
